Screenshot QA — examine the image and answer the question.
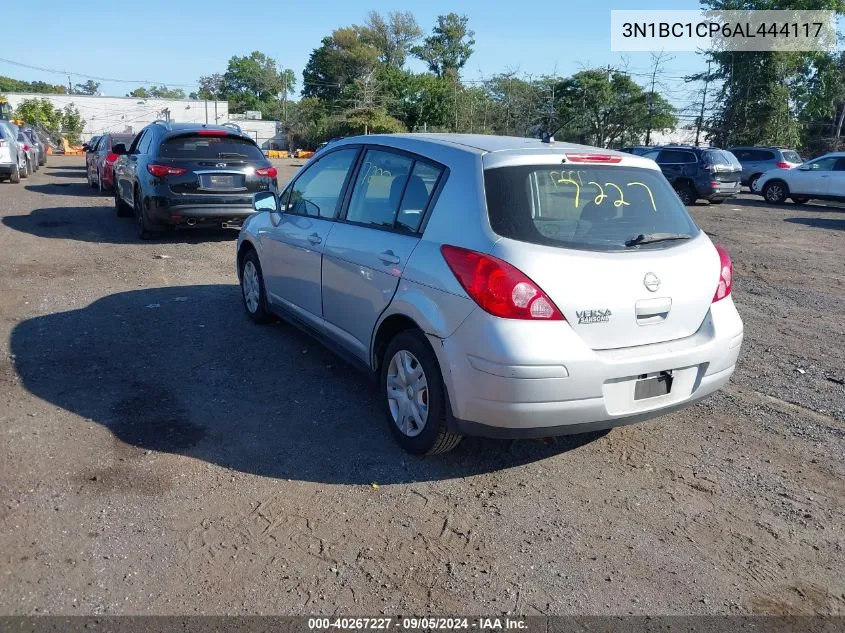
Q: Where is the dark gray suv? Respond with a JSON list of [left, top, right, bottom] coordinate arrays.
[[642, 146, 742, 205]]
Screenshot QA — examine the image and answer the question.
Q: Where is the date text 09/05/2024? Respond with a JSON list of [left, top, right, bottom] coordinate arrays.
[[307, 617, 528, 630]]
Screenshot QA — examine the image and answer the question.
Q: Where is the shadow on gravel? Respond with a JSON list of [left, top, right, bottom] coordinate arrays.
[[3, 206, 238, 244], [41, 170, 89, 179], [10, 284, 604, 485], [727, 197, 845, 212], [47, 163, 86, 169], [784, 217, 845, 231], [23, 184, 101, 197]]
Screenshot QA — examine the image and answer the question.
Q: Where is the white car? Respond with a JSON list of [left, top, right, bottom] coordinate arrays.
[[754, 152, 845, 204]]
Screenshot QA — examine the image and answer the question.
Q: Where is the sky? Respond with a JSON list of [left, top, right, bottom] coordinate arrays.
[[1, 0, 707, 112]]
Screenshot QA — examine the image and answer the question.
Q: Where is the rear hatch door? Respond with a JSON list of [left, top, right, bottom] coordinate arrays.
[[704, 149, 742, 183], [157, 132, 273, 199], [483, 156, 720, 350]]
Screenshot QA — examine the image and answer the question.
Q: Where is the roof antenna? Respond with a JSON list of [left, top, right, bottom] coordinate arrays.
[[541, 115, 577, 144]]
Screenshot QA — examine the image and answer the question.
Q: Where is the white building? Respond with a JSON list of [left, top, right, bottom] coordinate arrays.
[[2, 92, 230, 139]]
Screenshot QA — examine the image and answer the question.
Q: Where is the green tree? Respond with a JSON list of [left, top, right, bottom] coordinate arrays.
[[361, 11, 422, 68], [61, 103, 85, 144], [302, 27, 381, 102], [195, 73, 224, 100], [13, 98, 64, 133], [220, 52, 296, 117], [554, 69, 676, 147], [127, 85, 186, 99], [0, 75, 67, 94], [411, 13, 475, 79], [73, 80, 100, 95], [378, 67, 451, 131]]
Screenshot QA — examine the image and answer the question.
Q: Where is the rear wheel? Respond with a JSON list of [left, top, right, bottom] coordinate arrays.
[[762, 180, 788, 204], [791, 196, 810, 205], [135, 189, 155, 240], [674, 183, 696, 206], [381, 330, 462, 455], [98, 168, 105, 193], [114, 185, 132, 217], [20, 158, 29, 179], [239, 250, 272, 324], [748, 173, 762, 191], [9, 163, 20, 184]]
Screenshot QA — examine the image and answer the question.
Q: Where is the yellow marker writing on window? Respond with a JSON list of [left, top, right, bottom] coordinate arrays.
[[627, 182, 657, 211], [605, 183, 629, 208], [587, 181, 607, 205]]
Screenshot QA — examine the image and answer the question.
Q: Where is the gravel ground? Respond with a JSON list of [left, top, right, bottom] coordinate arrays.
[[0, 156, 843, 616]]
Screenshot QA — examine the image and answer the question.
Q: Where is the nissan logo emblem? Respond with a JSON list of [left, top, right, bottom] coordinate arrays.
[[643, 272, 660, 292]]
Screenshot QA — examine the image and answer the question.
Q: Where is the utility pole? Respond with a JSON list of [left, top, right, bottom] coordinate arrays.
[[695, 59, 712, 147], [67, 75, 73, 94], [645, 52, 669, 146], [454, 80, 459, 132]]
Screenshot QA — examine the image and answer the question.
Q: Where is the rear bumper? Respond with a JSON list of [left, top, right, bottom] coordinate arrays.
[[0, 163, 15, 174], [697, 181, 741, 200], [145, 195, 255, 225], [431, 297, 743, 436]]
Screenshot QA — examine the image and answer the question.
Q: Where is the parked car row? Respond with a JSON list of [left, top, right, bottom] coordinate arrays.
[[81, 121, 279, 239], [0, 120, 46, 183], [236, 134, 744, 454]]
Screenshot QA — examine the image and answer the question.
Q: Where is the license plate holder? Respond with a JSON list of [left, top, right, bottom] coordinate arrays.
[[206, 174, 235, 189], [634, 371, 673, 400]]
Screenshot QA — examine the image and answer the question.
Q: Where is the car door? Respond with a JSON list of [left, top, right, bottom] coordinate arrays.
[[322, 148, 444, 362], [828, 157, 845, 199], [788, 156, 837, 196], [261, 146, 359, 322], [118, 130, 150, 206]]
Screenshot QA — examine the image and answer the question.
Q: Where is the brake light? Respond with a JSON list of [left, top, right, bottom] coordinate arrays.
[[195, 129, 229, 136], [775, 161, 790, 168], [147, 164, 186, 177], [440, 245, 563, 320], [564, 153, 622, 164], [106, 153, 119, 163], [22, 144, 29, 152], [255, 166, 277, 178], [712, 244, 733, 303]]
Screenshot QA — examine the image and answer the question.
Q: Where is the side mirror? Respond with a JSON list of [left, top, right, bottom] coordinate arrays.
[[253, 191, 278, 213], [112, 144, 127, 155], [82, 144, 90, 151]]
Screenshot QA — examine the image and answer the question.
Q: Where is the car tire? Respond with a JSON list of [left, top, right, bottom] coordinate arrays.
[[791, 196, 810, 205], [762, 180, 788, 204], [98, 169, 105, 193], [380, 330, 462, 455], [114, 185, 132, 217], [748, 174, 762, 191], [239, 249, 273, 324], [9, 163, 20, 184], [674, 184, 696, 206], [135, 189, 155, 240], [20, 158, 29, 179]]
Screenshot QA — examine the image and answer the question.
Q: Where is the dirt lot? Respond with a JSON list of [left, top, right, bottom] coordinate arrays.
[[0, 156, 843, 616]]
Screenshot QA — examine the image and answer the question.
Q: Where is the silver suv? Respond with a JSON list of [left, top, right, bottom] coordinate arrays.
[[237, 135, 743, 455], [728, 146, 803, 190]]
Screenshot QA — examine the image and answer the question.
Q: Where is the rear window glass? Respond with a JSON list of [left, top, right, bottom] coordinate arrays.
[[159, 134, 265, 160], [112, 135, 134, 147], [781, 150, 802, 163], [705, 150, 740, 168], [484, 165, 699, 251]]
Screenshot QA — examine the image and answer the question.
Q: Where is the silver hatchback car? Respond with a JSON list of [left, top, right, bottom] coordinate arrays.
[[237, 134, 743, 455]]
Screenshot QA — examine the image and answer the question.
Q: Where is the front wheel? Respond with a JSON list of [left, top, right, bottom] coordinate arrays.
[[762, 181, 788, 204], [381, 330, 461, 455], [791, 196, 810, 205], [240, 250, 273, 324], [9, 163, 21, 184]]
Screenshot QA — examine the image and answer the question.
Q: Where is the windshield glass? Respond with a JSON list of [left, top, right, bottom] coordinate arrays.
[[484, 164, 699, 251], [782, 150, 802, 163]]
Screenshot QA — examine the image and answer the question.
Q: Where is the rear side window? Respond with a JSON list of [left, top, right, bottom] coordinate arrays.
[[397, 161, 443, 232], [657, 150, 695, 164], [158, 134, 265, 160], [484, 165, 699, 251], [753, 149, 775, 161]]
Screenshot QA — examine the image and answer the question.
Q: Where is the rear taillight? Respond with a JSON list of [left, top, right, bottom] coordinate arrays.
[[255, 166, 277, 178], [147, 164, 186, 177], [712, 244, 733, 303], [22, 144, 29, 152], [564, 153, 622, 164], [775, 161, 790, 168], [106, 153, 119, 163], [440, 245, 563, 320]]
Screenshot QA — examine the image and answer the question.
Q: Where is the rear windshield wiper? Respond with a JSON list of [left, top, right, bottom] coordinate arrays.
[[218, 152, 248, 158], [625, 233, 692, 247]]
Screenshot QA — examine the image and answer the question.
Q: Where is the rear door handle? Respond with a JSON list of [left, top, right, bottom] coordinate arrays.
[[379, 250, 401, 265], [307, 233, 322, 244]]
